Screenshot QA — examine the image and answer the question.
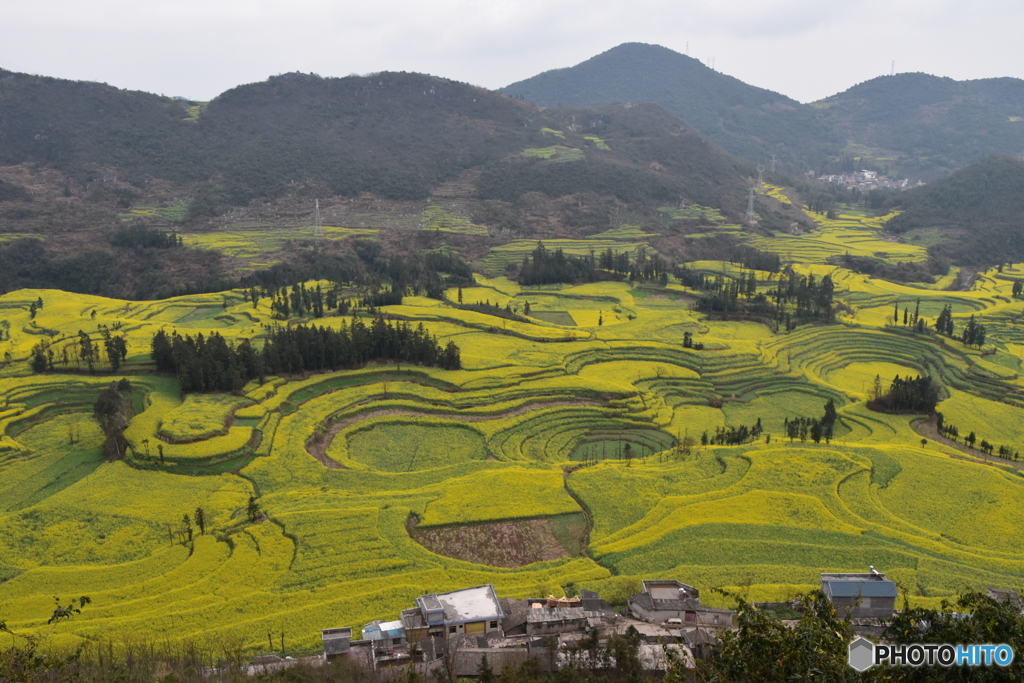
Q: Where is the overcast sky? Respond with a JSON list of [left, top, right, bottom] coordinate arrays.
[[2, 0, 1022, 103]]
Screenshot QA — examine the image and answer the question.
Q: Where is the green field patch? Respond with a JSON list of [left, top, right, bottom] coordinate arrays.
[[419, 206, 488, 235], [183, 226, 378, 262], [570, 426, 676, 462], [588, 225, 658, 240], [521, 145, 584, 162], [902, 228, 949, 248], [826, 361, 922, 398], [530, 311, 576, 326], [540, 128, 565, 138], [600, 523, 921, 576], [583, 135, 610, 150], [347, 423, 486, 472], [159, 394, 251, 441], [120, 198, 190, 223], [658, 204, 727, 223]]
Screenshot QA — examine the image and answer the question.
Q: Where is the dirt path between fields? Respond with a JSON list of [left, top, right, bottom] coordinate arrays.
[[912, 415, 1023, 471]]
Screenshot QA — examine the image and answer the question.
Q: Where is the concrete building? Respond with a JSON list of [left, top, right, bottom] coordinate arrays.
[[321, 627, 352, 661], [415, 584, 505, 639], [820, 571, 897, 620]]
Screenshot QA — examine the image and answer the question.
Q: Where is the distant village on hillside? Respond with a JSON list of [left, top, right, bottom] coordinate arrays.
[[810, 169, 918, 193]]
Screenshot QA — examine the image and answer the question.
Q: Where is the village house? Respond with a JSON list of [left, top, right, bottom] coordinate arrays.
[[414, 584, 505, 639], [628, 579, 733, 628], [820, 569, 897, 620], [320, 627, 352, 662]]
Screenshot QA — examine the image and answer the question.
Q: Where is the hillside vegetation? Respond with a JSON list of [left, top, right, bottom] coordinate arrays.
[[501, 43, 841, 172], [815, 73, 1024, 180], [885, 156, 1024, 264], [503, 44, 1024, 181]]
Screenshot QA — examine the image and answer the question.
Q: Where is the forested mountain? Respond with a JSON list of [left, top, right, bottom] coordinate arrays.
[[815, 73, 1024, 180], [502, 44, 1024, 181], [0, 68, 751, 219], [501, 43, 841, 172], [885, 155, 1024, 264]]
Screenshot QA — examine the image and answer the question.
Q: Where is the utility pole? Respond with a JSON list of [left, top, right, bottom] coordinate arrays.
[[313, 199, 325, 247], [746, 188, 756, 224]]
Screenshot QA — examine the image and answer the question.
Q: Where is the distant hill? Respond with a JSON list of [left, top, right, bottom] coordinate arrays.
[[501, 43, 842, 171], [0, 68, 751, 219], [886, 155, 1024, 264], [814, 73, 1024, 180], [0, 68, 760, 297]]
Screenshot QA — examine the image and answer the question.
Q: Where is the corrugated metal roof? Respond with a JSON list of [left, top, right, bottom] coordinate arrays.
[[825, 580, 897, 598]]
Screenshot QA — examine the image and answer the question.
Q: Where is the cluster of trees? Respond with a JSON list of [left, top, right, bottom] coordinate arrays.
[[518, 243, 600, 286], [691, 270, 766, 315], [453, 292, 531, 324], [783, 399, 839, 444], [28, 296, 43, 320], [597, 246, 671, 283], [890, 298, 930, 332], [151, 317, 460, 393], [771, 268, 834, 324], [171, 507, 207, 545], [93, 379, 133, 459], [1012, 279, 1024, 297], [701, 419, 764, 446], [263, 282, 330, 319], [929, 305, 989, 348], [868, 374, 940, 414], [833, 254, 942, 284], [31, 327, 129, 374], [686, 266, 834, 329], [107, 226, 183, 250], [681, 331, 704, 350]]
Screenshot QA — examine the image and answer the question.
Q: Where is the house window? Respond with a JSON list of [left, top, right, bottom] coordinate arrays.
[[489, 621, 498, 629], [449, 626, 456, 634], [393, 638, 402, 645]]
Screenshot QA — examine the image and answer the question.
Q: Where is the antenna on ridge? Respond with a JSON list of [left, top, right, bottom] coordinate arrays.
[[770, 155, 776, 173], [891, 61, 895, 76], [313, 199, 325, 245], [746, 188, 756, 224], [686, 41, 689, 56]]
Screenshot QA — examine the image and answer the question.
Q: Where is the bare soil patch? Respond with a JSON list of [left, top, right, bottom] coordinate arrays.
[[409, 513, 587, 568]]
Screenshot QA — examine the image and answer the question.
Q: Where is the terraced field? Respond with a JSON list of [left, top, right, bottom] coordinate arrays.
[[2, 194, 1024, 655]]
